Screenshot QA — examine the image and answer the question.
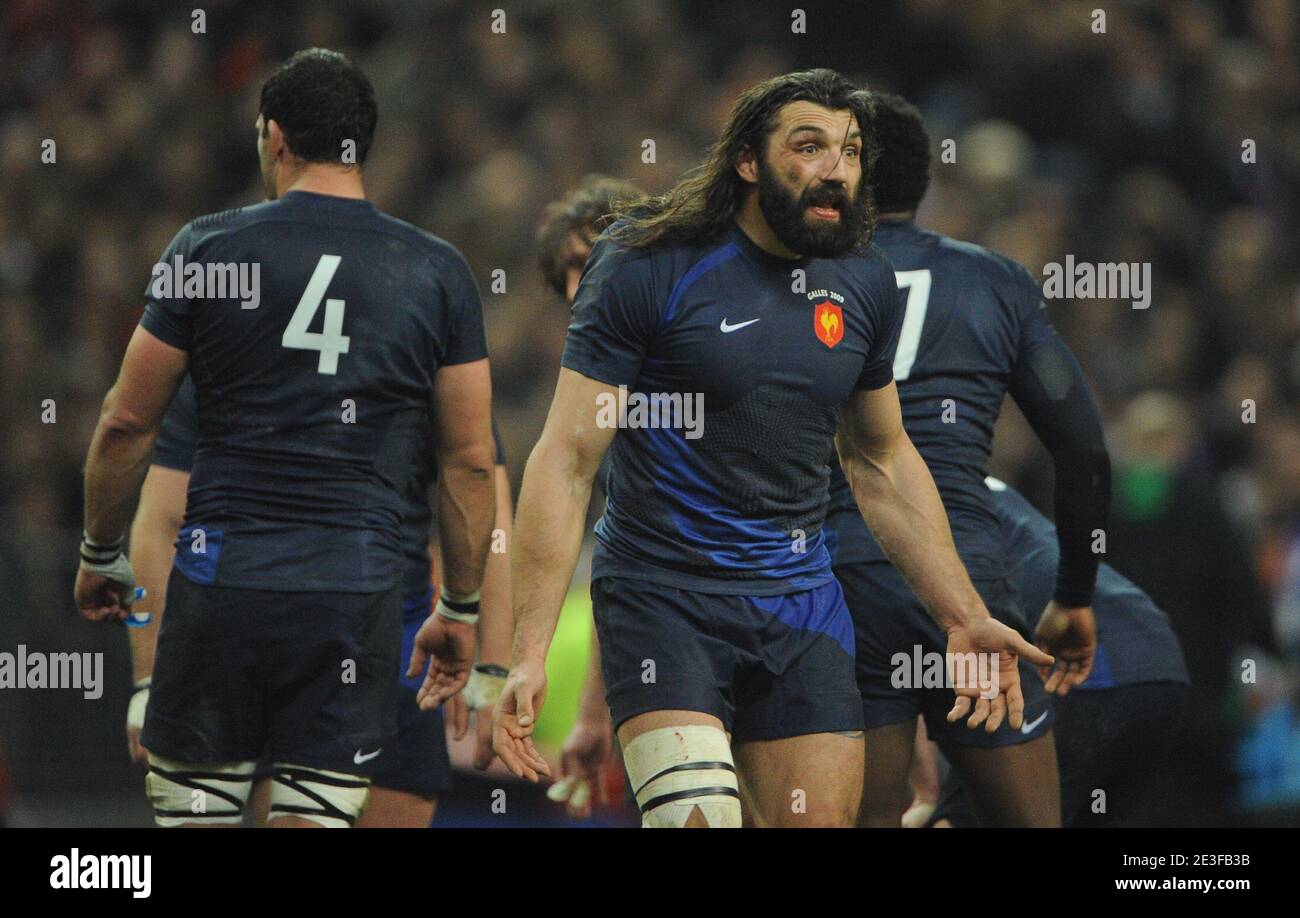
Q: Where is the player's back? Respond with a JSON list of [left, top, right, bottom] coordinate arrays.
[[828, 219, 1051, 580], [142, 190, 485, 593]]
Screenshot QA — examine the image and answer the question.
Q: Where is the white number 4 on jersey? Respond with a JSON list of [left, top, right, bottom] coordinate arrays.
[[282, 254, 351, 375]]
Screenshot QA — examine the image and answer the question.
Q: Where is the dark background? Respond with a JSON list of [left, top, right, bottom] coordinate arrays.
[[1, 0, 1297, 826]]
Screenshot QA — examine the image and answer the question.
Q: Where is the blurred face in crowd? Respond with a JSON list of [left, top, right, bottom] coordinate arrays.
[[753, 101, 867, 257], [562, 231, 592, 304]]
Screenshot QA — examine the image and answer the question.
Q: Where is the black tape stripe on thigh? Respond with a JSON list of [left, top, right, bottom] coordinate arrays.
[[633, 760, 736, 799], [270, 769, 364, 825], [639, 786, 741, 815], [273, 766, 369, 788], [147, 764, 248, 812]]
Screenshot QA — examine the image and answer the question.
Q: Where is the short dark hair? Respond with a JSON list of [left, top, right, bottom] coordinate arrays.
[[259, 48, 377, 165], [868, 92, 930, 214], [536, 175, 643, 297]]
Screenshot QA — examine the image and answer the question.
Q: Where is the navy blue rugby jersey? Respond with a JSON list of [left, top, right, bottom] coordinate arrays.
[[561, 220, 903, 596], [140, 191, 487, 593], [150, 374, 507, 598], [826, 219, 1058, 580], [988, 479, 1189, 688]]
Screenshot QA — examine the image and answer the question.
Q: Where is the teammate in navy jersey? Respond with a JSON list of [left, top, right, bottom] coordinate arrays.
[[122, 375, 515, 827], [921, 478, 1189, 827], [824, 93, 1111, 827], [75, 49, 498, 828], [495, 70, 1051, 828]]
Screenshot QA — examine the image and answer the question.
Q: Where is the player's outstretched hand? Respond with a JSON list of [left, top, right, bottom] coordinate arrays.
[[548, 709, 615, 818], [74, 564, 135, 624], [1034, 602, 1096, 696], [408, 613, 475, 732], [493, 658, 552, 783], [945, 618, 1054, 733]]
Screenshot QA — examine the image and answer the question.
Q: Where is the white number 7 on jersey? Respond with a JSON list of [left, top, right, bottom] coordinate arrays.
[[282, 254, 351, 375], [892, 268, 931, 381]]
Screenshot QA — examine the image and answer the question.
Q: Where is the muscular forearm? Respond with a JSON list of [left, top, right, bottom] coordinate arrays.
[[436, 455, 496, 597], [477, 467, 514, 665], [84, 401, 159, 544], [841, 434, 986, 631], [511, 438, 595, 664]]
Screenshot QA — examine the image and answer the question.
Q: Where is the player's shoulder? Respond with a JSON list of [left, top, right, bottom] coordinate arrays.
[[839, 239, 900, 304], [172, 202, 266, 250], [369, 209, 471, 270], [846, 237, 896, 272], [584, 224, 664, 287], [927, 229, 1039, 299]]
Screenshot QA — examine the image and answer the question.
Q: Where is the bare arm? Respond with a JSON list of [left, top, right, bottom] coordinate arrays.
[[511, 368, 618, 665], [77, 327, 188, 623], [126, 465, 189, 681], [477, 464, 514, 665], [431, 358, 497, 596], [493, 368, 617, 781], [837, 383, 1052, 730], [835, 382, 986, 632], [84, 327, 188, 546]]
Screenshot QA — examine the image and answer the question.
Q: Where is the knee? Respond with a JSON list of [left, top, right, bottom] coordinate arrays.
[[623, 725, 742, 828]]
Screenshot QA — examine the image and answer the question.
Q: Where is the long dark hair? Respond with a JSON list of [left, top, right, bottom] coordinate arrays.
[[611, 69, 876, 250]]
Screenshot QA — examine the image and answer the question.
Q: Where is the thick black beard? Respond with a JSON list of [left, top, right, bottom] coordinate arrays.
[[756, 164, 866, 258]]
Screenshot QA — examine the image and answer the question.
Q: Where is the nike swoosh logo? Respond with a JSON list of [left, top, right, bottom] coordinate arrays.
[[720, 317, 760, 333], [1020, 711, 1048, 735], [353, 748, 382, 764]]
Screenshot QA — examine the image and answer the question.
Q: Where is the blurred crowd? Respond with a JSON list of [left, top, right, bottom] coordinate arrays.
[[0, 0, 1296, 825]]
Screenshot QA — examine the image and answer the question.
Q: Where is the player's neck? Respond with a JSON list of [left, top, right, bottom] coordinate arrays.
[[734, 195, 801, 260], [878, 210, 915, 224], [280, 165, 366, 201]]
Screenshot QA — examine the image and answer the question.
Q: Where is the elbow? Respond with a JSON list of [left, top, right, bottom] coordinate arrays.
[[98, 388, 156, 439], [838, 446, 890, 500], [526, 432, 597, 498], [445, 453, 496, 484], [441, 436, 497, 485]]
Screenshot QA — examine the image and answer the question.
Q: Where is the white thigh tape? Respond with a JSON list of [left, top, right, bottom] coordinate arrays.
[[621, 725, 741, 828], [268, 763, 370, 828], [145, 755, 255, 827]]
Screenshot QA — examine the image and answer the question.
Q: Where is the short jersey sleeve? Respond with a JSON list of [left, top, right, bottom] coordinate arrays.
[[560, 237, 660, 387], [153, 375, 200, 473], [436, 247, 489, 366], [140, 223, 198, 350], [856, 253, 904, 390]]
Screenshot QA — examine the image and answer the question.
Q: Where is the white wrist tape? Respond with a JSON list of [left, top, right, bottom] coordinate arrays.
[[80, 552, 138, 603], [463, 666, 507, 709], [435, 586, 481, 624], [127, 678, 150, 731]]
